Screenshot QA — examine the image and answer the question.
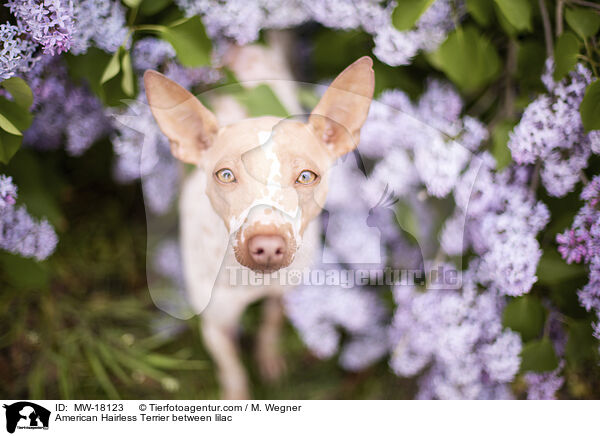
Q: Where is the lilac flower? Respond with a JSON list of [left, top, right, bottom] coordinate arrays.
[[556, 229, 587, 264], [0, 175, 17, 209], [175, 0, 457, 65], [5, 0, 74, 55], [23, 59, 110, 156], [0, 23, 37, 80], [389, 269, 522, 399], [509, 61, 597, 197], [525, 365, 564, 400], [0, 200, 58, 261], [70, 0, 128, 55], [284, 279, 388, 370]]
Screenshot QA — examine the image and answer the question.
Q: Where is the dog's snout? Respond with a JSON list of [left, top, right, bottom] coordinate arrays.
[[248, 235, 286, 268]]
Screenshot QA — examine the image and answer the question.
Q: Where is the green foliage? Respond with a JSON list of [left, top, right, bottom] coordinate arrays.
[[537, 249, 586, 286], [391, 0, 435, 31], [491, 120, 516, 170], [580, 80, 600, 132], [159, 16, 212, 67], [566, 320, 597, 365], [429, 26, 501, 92], [231, 84, 290, 118], [553, 31, 581, 81], [466, 0, 495, 27], [0, 78, 33, 163], [503, 295, 546, 342], [493, 0, 533, 32], [565, 6, 600, 40], [520, 338, 559, 373]]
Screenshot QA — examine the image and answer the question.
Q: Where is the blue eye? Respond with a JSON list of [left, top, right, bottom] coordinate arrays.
[[296, 170, 318, 185], [216, 168, 236, 183]]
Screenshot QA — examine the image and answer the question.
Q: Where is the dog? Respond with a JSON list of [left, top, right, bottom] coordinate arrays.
[[144, 40, 374, 399]]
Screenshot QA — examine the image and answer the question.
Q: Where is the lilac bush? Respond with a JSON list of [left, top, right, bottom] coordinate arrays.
[[2, 0, 600, 400]]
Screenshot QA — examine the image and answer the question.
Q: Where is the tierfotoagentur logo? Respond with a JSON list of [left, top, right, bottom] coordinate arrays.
[[3, 402, 50, 434], [225, 264, 461, 289]]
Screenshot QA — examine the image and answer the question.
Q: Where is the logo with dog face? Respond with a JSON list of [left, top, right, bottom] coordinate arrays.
[[3, 402, 50, 434]]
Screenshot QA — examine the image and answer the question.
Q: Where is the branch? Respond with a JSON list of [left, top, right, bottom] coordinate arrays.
[[539, 0, 554, 58], [568, 0, 600, 11], [556, 0, 564, 36]]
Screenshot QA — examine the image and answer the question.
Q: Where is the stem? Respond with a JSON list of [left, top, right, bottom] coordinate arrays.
[[504, 40, 517, 119], [132, 24, 167, 33], [581, 171, 590, 185], [127, 5, 139, 27], [530, 160, 542, 194], [584, 39, 599, 76], [556, 0, 564, 36], [568, 0, 600, 11], [539, 0, 554, 57]]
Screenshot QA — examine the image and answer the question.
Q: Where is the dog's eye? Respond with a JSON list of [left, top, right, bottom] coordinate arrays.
[[296, 170, 318, 185], [215, 168, 236, 183]]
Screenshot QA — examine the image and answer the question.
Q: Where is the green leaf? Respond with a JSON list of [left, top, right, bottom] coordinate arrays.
[[0, 130, 22, 164], [580, 80, 600, 132], [553, 31, 581, 81], [122, 0, 143, 7], [520, 338, 559, 373], [0, 253, 50, 289], [232, 84, 289, 118], [0, 113, 22, 136], [100, 47, 122, 85], [492, 120, 515, 170], [430, 26, 501, 92], [0, 96, 32, 131], [0, 77, 33, 109], [121, 50, 135, 97], [140, 0, 171, 15], [493, 0, 532, 32], [84, 345, 121, 399], [537, 249, 585, 285], [503, 295, 546, 342], [516, 39, 547, 91], [391, 0, 436, 31], [565, 6, 600, 40], [566, 320, 597, 365], [466, 0, 495, 26], [160, 16, 212, 67]]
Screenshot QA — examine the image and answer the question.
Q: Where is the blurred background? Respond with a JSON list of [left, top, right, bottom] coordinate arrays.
[[2, 0, 600, 400]]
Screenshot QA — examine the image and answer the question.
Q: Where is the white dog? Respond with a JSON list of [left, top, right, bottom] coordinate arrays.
[[145, 40, 374, 399]]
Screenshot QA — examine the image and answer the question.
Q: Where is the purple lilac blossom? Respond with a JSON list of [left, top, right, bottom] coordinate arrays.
[[23, 58, 110, 156], [175, 0, 458, 66], [509, 61, 597, 197], [0, 175, 17, 208], [5, 0, 74, 56], [0, 175, 58, 260], [0, 23, 38, 80], [70, 0, 128, 55], [389, 268, 521, 399]]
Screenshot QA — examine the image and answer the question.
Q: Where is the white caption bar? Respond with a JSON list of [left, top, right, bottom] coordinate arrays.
[[1, 400, 598, 436]]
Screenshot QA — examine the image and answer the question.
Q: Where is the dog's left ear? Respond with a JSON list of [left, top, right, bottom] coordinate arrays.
[[144, 70, 219, 164], [309, 56, 374, 158]]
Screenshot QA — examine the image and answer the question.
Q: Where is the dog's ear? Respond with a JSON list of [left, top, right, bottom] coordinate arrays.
[[144, 70, 218, 164], [309, 56, 374, 158]]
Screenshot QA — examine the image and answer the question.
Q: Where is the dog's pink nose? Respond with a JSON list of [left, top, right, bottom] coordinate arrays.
[[248, 235, 286, 269]]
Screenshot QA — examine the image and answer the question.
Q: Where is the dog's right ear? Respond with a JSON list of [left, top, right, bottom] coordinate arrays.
[[144, 70, 218, 164]]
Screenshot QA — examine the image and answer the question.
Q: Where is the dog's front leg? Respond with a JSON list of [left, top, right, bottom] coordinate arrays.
[[255, 296, 286, 382], [201, 317, 250, 400]]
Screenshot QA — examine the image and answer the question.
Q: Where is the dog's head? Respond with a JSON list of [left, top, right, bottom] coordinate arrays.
[[145, 57, 374, 273]]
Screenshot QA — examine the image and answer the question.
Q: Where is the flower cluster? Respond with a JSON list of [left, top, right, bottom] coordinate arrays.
[[24, 57, 110, 156], [509, 61, 600, 197], [390, 270, 521, 399], [175, 0, 458, 66], [558, 175, 600, 340], [1, 0, 74, 80], [0, 175, 57, 261]]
